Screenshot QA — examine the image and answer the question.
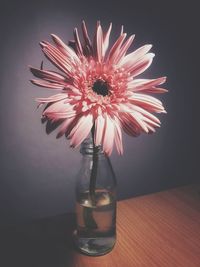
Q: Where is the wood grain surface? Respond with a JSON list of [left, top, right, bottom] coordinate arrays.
[[1, 184, 200, 267], [71, 184, 200, 267]]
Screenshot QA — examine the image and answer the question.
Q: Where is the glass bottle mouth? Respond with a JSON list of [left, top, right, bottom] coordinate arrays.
[[80, 138, 104, 155]]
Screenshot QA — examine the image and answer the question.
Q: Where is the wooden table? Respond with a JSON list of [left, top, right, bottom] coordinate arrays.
[[1, 184, 200, 267]]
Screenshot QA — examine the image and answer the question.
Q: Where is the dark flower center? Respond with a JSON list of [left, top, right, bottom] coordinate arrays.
[[92, 79, 109, 96]]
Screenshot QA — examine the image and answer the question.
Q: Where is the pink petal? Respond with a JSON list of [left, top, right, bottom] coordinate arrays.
[[68, 40, 77, 53], [119, 44, 152, 68], [81, 21, 93, 56], [102, 115, 115, 155], [42, 49, 70, 76], [120, 25, 124, 35], [43, 100, 71, 114], [40, 43, 74, 76], [51, 34, 81, 64], [30, 79, 65, 89], [129, 53, 155, 77], [114, 34, 135, 64], [97, 25, 103, 62], [81, 20, 92, 47], [128, 77, 166, 90], [129, 104, 161, 124], [127, 77, 168, 93], [46, 111, 76, 120], [118, 113, 140, 137], [113, 117, 123, 155], [74, 28, 84, 56], [29, 66, 66, 83], [56, 117, 76, 138], [118, 106, 149, 133], [129, 93, 166, 113], [69, 114, 94, 147], [94, 115, 105, 146], [146, 125, 156, 133], [142, 87, 168, 94], [142, 116, 160, 128], [65, 85, 82, 96], [36, 93, 68, 103], [129, 111, 149, 133], [43, 101, 76, 120], [93, 24, 103, 62], [129, 92, 162, 105], [107, 33, 127, 64], [65, 115, 80, 137], [102, 23, 112, 57]]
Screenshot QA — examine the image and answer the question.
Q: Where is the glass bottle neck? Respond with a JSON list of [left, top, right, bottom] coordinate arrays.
[[80, 138, 104, 156]]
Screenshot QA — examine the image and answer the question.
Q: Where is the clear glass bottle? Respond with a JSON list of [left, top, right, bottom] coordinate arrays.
[[74, 138, 117, 256]]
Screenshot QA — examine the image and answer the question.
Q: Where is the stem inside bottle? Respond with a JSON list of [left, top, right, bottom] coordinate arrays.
[[74, 134, 117, 256]]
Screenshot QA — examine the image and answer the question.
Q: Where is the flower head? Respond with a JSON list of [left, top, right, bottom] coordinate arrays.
[[30, 21, 167, 155]]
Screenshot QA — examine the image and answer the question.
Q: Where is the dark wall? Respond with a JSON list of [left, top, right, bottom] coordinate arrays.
[[0, 0, 199, 225]]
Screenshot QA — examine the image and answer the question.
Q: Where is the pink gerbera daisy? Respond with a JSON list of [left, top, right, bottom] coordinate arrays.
[[30, 21, 167, 155]]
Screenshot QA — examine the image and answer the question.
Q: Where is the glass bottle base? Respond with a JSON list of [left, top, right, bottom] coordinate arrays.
[[74, 230, 116, 256]]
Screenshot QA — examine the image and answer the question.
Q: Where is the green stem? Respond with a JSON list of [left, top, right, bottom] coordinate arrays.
[[89, 125, 98, 206], [83, 126, 98, 230]]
